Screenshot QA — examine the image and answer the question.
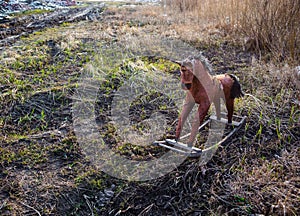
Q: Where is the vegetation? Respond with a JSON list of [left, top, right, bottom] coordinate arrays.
[[167, 0, 300, 62], [12, 9, 54, 17], [0, 1, 299, 215]]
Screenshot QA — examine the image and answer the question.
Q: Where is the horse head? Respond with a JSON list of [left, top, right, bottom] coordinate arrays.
[[174, 58, 195, 90], [175, 56, 211, 91]]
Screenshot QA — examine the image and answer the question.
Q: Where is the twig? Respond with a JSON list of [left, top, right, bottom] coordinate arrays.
[[138, 203, 154, 216], [0, 199, 7, 210], [19, 201, 41, 216], [244, 93, 263, 107], [83, 194, 94, 216]]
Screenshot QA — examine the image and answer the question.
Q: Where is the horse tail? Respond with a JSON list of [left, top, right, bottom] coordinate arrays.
[[229, 74, 244, 99]]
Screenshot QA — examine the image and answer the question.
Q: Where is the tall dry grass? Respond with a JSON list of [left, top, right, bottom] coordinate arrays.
[[240, 0, 300, 62], [166, 0, 300, 62]]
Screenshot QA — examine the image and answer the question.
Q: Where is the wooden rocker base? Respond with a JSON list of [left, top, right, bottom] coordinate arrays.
[[153, 113, 246, 158]]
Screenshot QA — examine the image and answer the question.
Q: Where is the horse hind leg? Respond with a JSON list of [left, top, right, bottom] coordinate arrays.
[[213, 97, 221, 120], [225, 98, 234, 124]]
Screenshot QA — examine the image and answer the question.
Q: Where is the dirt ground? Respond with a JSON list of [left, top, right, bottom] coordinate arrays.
[[0, 1, 299, 215]]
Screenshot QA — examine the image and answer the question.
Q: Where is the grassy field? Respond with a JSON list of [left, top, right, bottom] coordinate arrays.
[[0, 1, 299, 215]]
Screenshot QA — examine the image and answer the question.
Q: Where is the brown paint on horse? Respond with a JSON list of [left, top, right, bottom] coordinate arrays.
[[175, 56, 244, 147]]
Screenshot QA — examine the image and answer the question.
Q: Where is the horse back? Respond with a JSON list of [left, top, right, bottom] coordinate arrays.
[[214, 74, 244, 99]]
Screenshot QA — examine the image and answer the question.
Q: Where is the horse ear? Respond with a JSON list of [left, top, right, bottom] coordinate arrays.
[[170, 59, 182, 66]]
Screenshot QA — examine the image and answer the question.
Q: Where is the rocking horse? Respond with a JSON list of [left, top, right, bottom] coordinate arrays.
[[154, 54, 246, 157]]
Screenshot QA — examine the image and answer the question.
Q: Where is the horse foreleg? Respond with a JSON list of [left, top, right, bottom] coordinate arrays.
[[175, 101, 195, 141], [187, 103, 210, 147]]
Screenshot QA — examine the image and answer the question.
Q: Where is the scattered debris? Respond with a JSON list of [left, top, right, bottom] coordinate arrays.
[[0, 0, 77, 22], [0, 3, 105, 47]]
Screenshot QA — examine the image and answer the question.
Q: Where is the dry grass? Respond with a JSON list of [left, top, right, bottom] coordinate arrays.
[[95, 4, 300, 215], [239, 0, 300, 62], [0, 2, 299, 215], [126, 3, 300, 215], [229, 147, 300, 215], [166, 0, 240, 24], [166, 0, 300, 62]]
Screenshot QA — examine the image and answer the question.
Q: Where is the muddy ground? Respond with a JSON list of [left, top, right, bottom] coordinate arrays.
[[0, 1, 299, 215], [0, 3, 105, 47]]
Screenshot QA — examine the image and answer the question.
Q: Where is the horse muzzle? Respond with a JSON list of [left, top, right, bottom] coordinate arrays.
[[181, 82, 192, 90]]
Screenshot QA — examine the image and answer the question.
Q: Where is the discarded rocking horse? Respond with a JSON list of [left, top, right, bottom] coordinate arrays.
[[154, 55, 246, 157]]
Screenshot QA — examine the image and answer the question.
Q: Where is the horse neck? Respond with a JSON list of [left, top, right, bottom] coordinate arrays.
[[193, 69, 213, 89], [191, 69, 216, 102]]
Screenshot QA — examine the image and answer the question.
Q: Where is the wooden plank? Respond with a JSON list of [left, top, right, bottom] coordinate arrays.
[[165, 139, 202, 152], [209, 115, 240, 127], [153, 115, 246, 158], [157, 143, 191, 155]]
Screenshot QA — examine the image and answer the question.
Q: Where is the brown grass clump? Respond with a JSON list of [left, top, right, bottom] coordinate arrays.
[[166, 0, 300, 62], [229, 146, 300, 215], [240, 0, 300, 62]]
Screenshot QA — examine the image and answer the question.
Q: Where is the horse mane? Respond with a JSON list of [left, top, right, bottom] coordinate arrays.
[[193, 53, 213, 74], [181, 53, 213, 75]]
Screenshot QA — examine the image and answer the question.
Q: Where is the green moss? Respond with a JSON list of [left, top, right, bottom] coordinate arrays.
[[89, 178, 104, 189], [12, 9, 53, 17], [0, 138, 48, 166], [142, 57, 179, 73], [18, 146, 48, 165], [0, 147, 17, 164], [60, 22, 71, 27]]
